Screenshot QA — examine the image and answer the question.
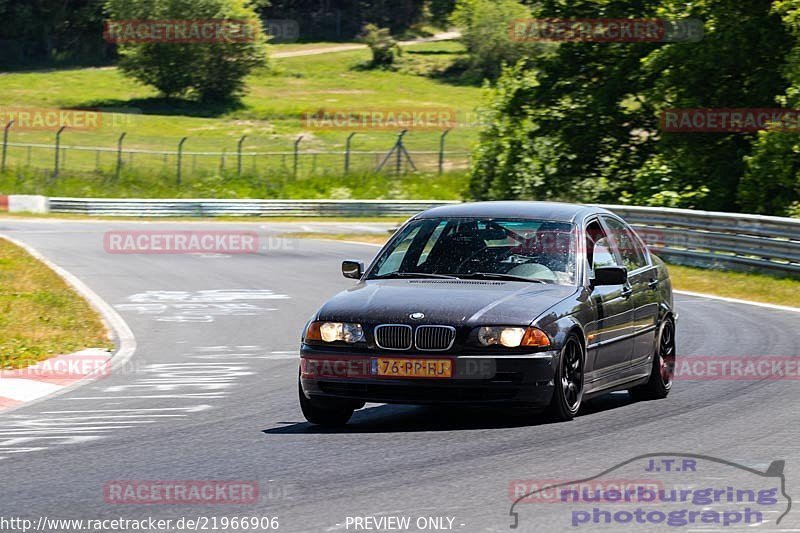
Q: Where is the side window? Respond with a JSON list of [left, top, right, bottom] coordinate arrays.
[[586, 220, 620, 270], [602, 217, 648, 271], [593, 238, 618, 268]]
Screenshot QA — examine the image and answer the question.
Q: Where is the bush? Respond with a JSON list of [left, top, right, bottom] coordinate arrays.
[[104, 0, 269, 101], [361, 24, 401, 68], [451, 0, 538, 81]]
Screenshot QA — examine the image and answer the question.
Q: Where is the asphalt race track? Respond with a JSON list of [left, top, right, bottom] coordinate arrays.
[[1, 219, 799, 533]]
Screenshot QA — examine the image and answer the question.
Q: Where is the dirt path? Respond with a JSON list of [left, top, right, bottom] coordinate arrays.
[[272, 31, 460, 59]]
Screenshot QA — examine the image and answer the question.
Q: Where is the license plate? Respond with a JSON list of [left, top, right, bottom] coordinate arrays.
[[374, 358, 453, 379]]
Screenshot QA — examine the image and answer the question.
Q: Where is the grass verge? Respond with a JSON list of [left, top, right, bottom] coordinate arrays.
[[282, 232, 391, 245], [0, 237, 111, 368], [283, 233, 800, 308], [665, 264, 800, 307], [0, 41, 478, 156], [0, 167, 468, 200]]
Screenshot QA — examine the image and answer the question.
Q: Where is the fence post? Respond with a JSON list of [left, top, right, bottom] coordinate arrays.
[[396, 129, 407, 175], [115, 132, 126, 181], [177, 137, 188, 187], [344, 132, 357, 174], [54, 125, 67, 178], [237, 135, 247, 176], [376, 129, 416, 174], [438, 128, 451, 175], [2, 120, 14, 172], [293, 135, 303, 179]]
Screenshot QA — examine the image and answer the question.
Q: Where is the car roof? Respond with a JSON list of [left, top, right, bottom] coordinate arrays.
[[415, 201, 613, 223]]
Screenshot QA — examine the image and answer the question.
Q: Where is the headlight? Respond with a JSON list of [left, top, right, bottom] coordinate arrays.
[[305, 321, 365, 344], [477, 326, 550, 348]]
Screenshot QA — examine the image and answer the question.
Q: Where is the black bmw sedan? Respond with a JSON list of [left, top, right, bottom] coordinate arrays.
[[299, 202, 676, 426]]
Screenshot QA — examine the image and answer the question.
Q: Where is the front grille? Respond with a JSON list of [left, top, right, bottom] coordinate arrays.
[[374, 324, 413, 350], [415, 325, 456, 351]]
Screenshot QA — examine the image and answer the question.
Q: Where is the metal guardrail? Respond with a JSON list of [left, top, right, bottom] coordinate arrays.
[[48, 198, 459, 218], [599, 204, 800, 275], [46, 198, 800, 275]]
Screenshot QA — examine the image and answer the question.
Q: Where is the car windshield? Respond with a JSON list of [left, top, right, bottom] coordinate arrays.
[[368, 217, 578, 285]]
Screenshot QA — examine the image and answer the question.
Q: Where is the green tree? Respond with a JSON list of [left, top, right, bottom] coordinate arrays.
[[104, 0, 269, 101], [257, 1, 427, 40], [469, 0, 796, 214], [739, 0, 800, 215], [429, 0, 457, 27], [470, 0, 659, 202], [633, 0, 792, 211], [0, 0, 112, 66]]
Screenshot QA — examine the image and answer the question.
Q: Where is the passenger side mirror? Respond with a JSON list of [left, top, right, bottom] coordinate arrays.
[[592, 266, 628, 286], [342, 260, 365, 280]]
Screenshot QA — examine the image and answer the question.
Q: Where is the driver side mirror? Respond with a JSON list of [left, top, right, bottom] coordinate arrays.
[[592, 266, 628, 286], [342, 260, 365, 280]]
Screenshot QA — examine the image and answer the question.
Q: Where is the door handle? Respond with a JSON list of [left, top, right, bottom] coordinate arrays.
[[648, 278, 660, 289], [621, 286, 633, 299]]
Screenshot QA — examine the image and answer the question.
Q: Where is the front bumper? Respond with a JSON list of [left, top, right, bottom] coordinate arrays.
[[299, 347, 558, 407]]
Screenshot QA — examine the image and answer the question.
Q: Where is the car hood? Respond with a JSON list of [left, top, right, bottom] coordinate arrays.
[[316, 279, 578, 327]]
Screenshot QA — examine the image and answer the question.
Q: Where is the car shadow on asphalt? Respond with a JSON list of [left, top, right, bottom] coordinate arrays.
[[263, 392, 637, 434], [264, 405, 544, 434], [581, 390, 638, 414]]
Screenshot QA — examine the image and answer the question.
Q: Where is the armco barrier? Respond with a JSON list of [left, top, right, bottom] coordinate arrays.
[[598, 204, 800, 275], [48, 198, 459, 218], [28, 197, 800, 275]]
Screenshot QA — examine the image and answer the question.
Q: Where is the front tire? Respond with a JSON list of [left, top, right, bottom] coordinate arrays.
[[546, 334, 584, 421], [629, 317, 675, 401], [298, 379, 354, 427]]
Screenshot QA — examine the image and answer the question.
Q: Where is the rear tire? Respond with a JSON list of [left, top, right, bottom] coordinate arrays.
[[629, 317, 675, 401], [298, 379, 354, 427], [546, 334, 584, 421]]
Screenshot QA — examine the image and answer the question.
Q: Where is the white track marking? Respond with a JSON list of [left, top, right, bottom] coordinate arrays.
[[40, 406, 212, 414], [0, 348, 259, 458], [675, 290, 800, 313], [65, 393, 227, 400], [116, 290, 289, 322]]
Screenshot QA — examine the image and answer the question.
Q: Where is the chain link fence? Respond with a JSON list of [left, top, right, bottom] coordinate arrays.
[[0, 135, 472, 181]]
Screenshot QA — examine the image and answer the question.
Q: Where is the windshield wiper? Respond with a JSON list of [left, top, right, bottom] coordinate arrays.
[[372, 272, 461, 280], [458, 272, 547, 283]]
